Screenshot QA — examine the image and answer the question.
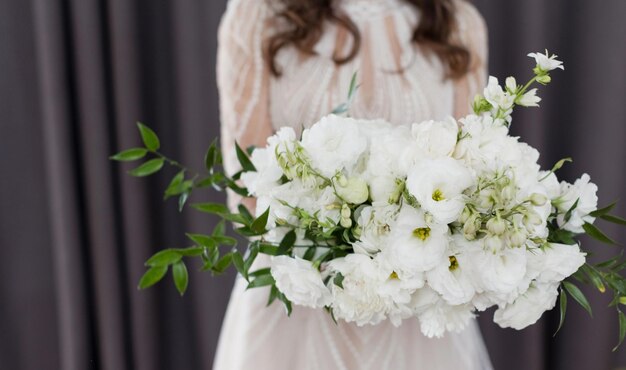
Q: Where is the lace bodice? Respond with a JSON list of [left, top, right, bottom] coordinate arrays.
[[217, 0, 488, 176]]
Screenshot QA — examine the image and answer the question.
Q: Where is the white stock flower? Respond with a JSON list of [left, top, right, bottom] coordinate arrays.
[[483, 76, 515, 111], [409, 117, 459, 159], [384, 206, 449, 275], [555, 174, 598, 233], [517, 88, 541, 107], [270, 256, 332, 309], [528, 51, 564, 72], [406, 157, 474, 224], [301, 115, 368, 177], [240, 148, 283, 196], [493, 282, 559, 330]]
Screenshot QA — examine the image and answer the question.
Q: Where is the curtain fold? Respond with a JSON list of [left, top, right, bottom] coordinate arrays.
[[1, 0, 625, 369]]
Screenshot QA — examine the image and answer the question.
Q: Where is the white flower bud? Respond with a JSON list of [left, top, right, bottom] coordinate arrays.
[[529, 193, 548, 206], [509, 228, 528, 248], [341, 204, 351, 219], [523, 210, 543, 228], [484, 234, 504, 253], [459, 207, 473, 224], [463, 215, 480, 240], [500, 185, 516, 203], [336, 174, 348, 187], [486, 216, 507, 235], [505, 77, 518, 94]]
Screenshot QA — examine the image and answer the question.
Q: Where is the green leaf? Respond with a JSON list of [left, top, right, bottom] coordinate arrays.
[[128, 158, 165, 177], [137, 122, 160, 151], [590, 201, 618, 218], [251, 208, 270, 234], [165, 170, 186, 198], [232, 252, 246, 279], [583, 222, 618, 245], [334, 273, 345, 289], [235, 142, 256, 172], [277, 230, 297, 255], [178, 247, 204, 257], [555, 288, 567, 335], [212, 252, 233, 274], [110, 148, 147, 161], [172, 261, 189, 296], [277, 291, 292, 316], [178, 192, 190, 212], [563, 281, 593, 317], [303, 246, 316, 261], [238, 204, 254, 224], [597, 252, 623, 269], [213, 220, 226, 237], [214, 236, 237, 246], [614, 310, 626, 351], [347, 71, 359, 101], [205, 139, 219, 171], [244, 243, 259, 273], [247, 274, 275, 289], [267, 285, 279, 307], [582, 264, 606, 293], [602, 214, 626, 226], [138, 265, 168, 289], [186, 233, 216, 248], [564, 198, 579, 223], [192, 202, 230, 215], [249, 268, 271, 278], [202, 245, 219, 271], [145, 249, 182, 267], [259, 244, 280, 256]]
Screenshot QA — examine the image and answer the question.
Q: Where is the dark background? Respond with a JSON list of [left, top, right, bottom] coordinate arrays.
[[1, 0, 625, 369]]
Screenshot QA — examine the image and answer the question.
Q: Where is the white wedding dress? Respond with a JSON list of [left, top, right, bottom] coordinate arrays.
[[214, 0, 493, 369]]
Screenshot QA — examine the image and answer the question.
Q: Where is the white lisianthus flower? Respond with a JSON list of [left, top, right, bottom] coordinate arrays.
[[483, 76, 515, 111], [412, 287, 474, 338], [517, 88, 541, 107], [555, 173, 599, 233], [335, 176, 369, 204], [406, 157, 474, 224], [426, 253, 476, 305], [327, 254, 390, 326], [528, 243, 586, 283], [528, 50, 564, 72], [384, 207, 449, 274], [301, 115, 368, 177], [270, 256, 332, 309], [240, 147, 283, 196], [493, 282, 559, 330], [409, 117, 459, 159]]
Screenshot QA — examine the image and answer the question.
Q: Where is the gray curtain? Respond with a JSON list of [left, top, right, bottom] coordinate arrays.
[[0, 0, 625, 369]]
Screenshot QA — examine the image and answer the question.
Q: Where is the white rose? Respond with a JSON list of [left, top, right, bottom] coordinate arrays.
[[555, 174, 598, 233], [528, 51, 564, 72], [335, 176, 369, 204], [494, 282, 559, 330], [270, 256, 332, 309], [409, 117, 459, 158], [301, 115, 368, 177], [406, 157, 474, 224]]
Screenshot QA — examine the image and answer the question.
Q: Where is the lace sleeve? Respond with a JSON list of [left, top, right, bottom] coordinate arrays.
[[452, 1, 489, 118], [217, 0, 274, 177], [217, 0, 275, 209]]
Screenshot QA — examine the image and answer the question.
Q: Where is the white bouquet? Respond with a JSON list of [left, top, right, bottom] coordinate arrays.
[[113, 51, 626, 347]]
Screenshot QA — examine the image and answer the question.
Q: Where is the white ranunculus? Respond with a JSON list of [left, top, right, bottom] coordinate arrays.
[[494, 282, 559, 330], [240, 147, 283, 196], [406, 157, 474, 224], [555, 174, 598, 233], [410, 117, 459, 159], [270, 256, 332, 309], [301, 115, 368, 177], [483, 76, 515, 111], [335, 176, 369, 204], [529, 243, 586, 283], [528, 51, 564, 72], [384, 206, 449, 275]]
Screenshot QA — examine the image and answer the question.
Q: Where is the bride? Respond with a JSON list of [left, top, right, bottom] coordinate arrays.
[[214, 0, 493, 368]]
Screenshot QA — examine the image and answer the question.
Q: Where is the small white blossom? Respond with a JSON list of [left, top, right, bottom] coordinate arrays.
[[528, 50, 564, 72]]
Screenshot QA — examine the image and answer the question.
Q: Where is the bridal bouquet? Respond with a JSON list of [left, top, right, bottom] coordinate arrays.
[[113, 51, 626, 347]]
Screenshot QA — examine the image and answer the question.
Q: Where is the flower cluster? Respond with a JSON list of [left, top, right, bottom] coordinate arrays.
[[236, 52, 606, 337]]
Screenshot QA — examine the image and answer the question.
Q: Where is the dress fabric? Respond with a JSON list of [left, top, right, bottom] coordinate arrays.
[[215, 0, 493, 368]]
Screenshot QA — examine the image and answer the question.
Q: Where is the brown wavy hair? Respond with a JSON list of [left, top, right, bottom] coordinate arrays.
[[265, 0, 471, 79]]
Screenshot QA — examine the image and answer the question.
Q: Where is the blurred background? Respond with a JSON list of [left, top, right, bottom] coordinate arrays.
[[1, 0, 625, 369]]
